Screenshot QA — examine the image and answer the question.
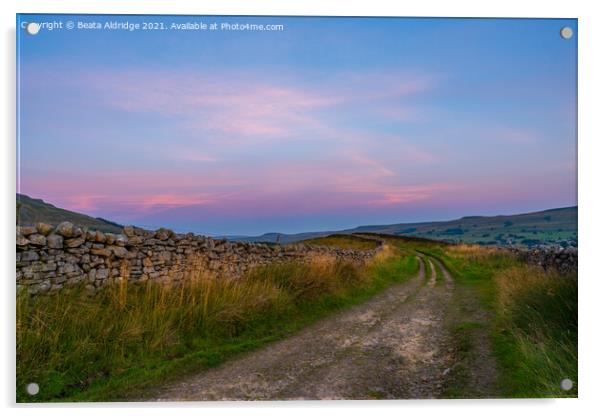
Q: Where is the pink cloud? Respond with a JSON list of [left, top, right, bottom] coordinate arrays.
[[62, 68, 438, 144], [19, 67, 447, 227], [345, 151, 395, 177]]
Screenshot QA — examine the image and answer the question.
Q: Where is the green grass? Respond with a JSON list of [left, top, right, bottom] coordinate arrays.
[[442, 321, 484, 398], [17, 248, 418, 402], [492, 266, 577, 397]]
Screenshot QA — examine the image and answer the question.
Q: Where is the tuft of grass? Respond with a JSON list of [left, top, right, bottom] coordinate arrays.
[[17, 248, 417, 402]]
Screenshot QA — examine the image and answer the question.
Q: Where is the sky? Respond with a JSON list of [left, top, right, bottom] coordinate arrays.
[[17, 15, 577, 235]]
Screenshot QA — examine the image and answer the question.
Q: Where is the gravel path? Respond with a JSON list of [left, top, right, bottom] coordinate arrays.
[[148, 252, 496, 401]]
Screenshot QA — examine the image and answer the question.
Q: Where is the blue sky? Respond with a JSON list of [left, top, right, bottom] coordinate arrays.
[[17, 15, 577, 235]]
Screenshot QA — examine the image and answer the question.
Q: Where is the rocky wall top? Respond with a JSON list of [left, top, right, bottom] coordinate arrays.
[[16, 222, 380, 295]]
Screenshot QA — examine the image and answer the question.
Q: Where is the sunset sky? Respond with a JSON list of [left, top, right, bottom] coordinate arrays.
[[17, 15, 577, 235]]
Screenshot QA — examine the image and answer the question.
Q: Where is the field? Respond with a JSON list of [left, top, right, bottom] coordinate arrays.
[[16, 234, 577, 401]]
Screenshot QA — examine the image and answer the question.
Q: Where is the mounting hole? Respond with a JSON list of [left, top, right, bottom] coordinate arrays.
[[560, 378, 573, 391], [26, 382, 39, 395], [560, 27, 573, 40], [26, 22, 41, 36]]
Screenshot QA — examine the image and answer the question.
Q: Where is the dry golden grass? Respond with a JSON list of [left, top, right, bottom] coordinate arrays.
[[495, 265, 551, 312], [303, 234, 379, 250], [446, 244, 505, 260], [18, 255, 384, 401], [371, 243, 394, 262]]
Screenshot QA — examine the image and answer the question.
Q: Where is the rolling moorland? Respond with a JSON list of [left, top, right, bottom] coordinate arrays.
[[234, 207, 577, 248], [15, 196, 577, 401]]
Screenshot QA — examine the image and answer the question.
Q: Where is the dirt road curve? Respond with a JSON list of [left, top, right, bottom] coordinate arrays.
[[150, 254, 495, 401]]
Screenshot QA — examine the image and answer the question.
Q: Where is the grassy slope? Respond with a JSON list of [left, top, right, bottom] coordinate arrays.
[[354, 206, 577, 247], [17, 243, 418, 402], [238, 207, 577, 248], [16, 194, 123, 233]]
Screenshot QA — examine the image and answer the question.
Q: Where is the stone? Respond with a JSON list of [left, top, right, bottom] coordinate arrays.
[[126, 235, 143, 246], [41, 262, 57, 272], [123, 225, 135, 237], [20, 250, 39, 262], [16, 235, 30, 246], [65, 236, 85, 248], [46, 234, 64, 249], [55, 222, 74, 237], [36, 222, 54, 236], [160, 251, 172, 262], [95, 231, 106, 243], [91, 248, 111, 257], [109, 246, 129, 258], [58, 263, 76, 274], [105, 233, 115, 245], [19, 226, 37, 236], [156, 228, 171, 241], [96, 268, 110, 280], [28, 281, 51, 295], [114, 234, 128, 247], [28, 234, 46, 246]]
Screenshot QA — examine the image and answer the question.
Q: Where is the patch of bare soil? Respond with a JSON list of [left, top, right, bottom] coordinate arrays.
[[149, 255, 498, 401]]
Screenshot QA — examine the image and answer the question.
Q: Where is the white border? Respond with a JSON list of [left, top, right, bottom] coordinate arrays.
[[2, 1, 601, 415]]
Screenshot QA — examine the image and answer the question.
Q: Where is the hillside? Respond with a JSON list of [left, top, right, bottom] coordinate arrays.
[[16, 194, 123, 233], [235, 207, 577, 248]]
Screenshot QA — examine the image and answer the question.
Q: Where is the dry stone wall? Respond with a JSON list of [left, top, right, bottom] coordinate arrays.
[[510, 246, 578, 276], [16, 222, 380, 295]]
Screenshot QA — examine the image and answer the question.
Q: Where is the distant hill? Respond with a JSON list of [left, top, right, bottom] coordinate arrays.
[[233, 207, 577, 248], [16, 194, 123, 233], [16, 193, 577, 248], [232, 231, 336, 245]]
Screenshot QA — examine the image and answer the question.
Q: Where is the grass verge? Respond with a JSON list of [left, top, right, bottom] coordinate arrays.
[[422, 243, 577, 398]]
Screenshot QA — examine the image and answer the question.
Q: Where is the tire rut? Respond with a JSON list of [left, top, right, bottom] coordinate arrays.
[[148, 255, 467, 401]]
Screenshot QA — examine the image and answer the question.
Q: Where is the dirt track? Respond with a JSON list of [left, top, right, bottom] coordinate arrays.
[[148, 252, 499, 401]]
